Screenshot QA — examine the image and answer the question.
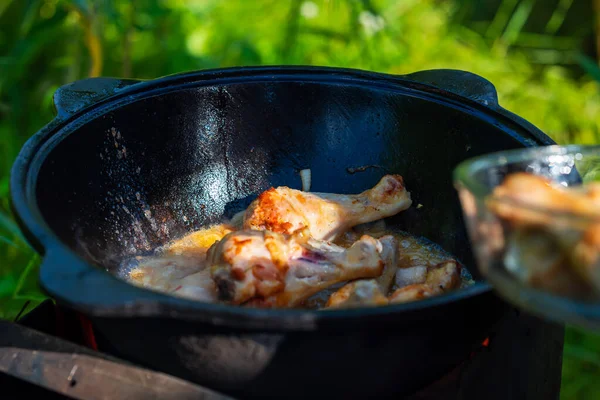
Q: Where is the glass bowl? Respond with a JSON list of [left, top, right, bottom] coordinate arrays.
[[453, 144, 600, 331]]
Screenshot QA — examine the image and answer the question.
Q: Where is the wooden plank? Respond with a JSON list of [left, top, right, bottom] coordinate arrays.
[[0, 319, 117, 361], [0, 321, 234, 400]]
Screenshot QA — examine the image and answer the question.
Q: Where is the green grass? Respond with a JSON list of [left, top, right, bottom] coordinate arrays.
[[1, 1, 600, 398], [562, 326, 600, 399]]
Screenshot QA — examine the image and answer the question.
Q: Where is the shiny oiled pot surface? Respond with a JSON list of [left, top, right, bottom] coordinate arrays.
[[10, 66, 554, 399]]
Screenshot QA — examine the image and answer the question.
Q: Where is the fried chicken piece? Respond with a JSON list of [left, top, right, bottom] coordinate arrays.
[[503, 228, 590, 297], [126, 255, 217, 302], [243, 175, 412, 241], [388, 261, 461, 304], [324, 235, 399, 309], [487, 172, 600, 227], [324, 279, 389, 309], [326, 234, 466, 308], [487, 172, 600, 296], [207, 229, 385, 307]]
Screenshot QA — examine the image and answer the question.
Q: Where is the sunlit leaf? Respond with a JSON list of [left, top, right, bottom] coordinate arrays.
[[486, 0, 519, 39], [544, 0, 574, 35], [0, 210, 22, 239], [12, 254, 40, 297], [0, 0, 15, 19], [501, 0, 535, 46], [0, 235, 26, 250]]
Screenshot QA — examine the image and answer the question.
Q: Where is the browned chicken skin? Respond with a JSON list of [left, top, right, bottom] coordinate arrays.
[[488, 173, 600, 224], [242, 175, 412, 241], [207, 229, 385, 307]]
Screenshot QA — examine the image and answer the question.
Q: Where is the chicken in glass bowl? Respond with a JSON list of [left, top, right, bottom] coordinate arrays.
[[453, 144, 600, 331]]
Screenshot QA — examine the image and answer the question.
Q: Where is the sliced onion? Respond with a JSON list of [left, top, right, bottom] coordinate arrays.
[[395, 266, 427, 288], [300, 168, 311, 192]]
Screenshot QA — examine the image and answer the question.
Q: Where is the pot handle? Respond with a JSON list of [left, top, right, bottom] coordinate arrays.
[[38, 245, 173, 317], [403, 69, 554, 145], [53, 77, 142, 119], [403, 69, 498, 106]]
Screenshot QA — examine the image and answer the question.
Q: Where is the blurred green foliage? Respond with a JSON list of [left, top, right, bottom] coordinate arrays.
[[1, 0, 600, 398]]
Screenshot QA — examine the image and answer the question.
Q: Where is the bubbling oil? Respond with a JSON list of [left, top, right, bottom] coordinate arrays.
[[117, 218, 475, 309]]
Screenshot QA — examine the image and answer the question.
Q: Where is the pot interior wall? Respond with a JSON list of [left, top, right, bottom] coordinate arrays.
[[35, 80, 528, 279]]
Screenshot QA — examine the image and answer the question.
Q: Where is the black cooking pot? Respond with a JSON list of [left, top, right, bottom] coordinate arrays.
[[10, 66, 555, 399]]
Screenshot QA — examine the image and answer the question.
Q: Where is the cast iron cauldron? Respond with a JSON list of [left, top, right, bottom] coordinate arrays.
[[10, 66, 555, 399]]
